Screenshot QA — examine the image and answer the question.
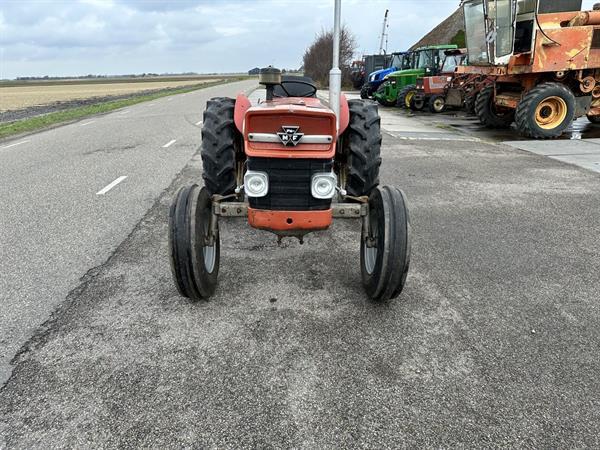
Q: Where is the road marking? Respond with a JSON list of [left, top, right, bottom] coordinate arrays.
[[147, 103, 155, 106], [167, 98, 173, 102], [196, 120, 203, 126], [96, 176, 127, 195], [162, 139, 177, 148], [1, 140, 30, 150], [119, 110, 130, 115], [80, 121, 95, 126]]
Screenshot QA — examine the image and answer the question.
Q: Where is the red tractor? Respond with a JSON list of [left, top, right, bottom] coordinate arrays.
[[411, 49, 468, 113], [168, 65, 411, 302]]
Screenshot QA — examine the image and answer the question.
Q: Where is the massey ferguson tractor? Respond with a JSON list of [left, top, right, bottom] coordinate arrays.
[[459, 0, 600, 138], [168, 1, 411, 302]]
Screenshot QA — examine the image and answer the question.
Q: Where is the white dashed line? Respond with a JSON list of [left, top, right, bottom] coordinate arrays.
[[162, 139, 177, 148], [195, 120, 203, 126], [96, 176, 127, 195], [167, 98, 173, 102], [1, 140, 30, 150], [119, 110, 130, 115], [80, 121, 95, 126]]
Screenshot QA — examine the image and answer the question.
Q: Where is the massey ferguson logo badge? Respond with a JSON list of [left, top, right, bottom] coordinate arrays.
[[277, 126, 304, 146]]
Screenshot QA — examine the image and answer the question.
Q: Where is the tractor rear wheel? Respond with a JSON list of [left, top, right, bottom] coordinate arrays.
[[169, 185, 220, 301], [475, 85, 514, 128], [341, 100, 382, 197], [201, 97, 241, 196], [428, 94, 446, 113], [361, 186, 411, 302], [397, 84, 418, 109], [515, 82, 575, 139], [360, 84, 371, 99]]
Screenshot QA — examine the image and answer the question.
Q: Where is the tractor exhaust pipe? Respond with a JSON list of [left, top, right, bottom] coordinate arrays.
[[329, 0, 342, 128]]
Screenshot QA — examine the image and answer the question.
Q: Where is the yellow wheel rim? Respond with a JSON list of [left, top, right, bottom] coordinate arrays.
[[535, 96, 567, 130], [405, 91, 415, 108]]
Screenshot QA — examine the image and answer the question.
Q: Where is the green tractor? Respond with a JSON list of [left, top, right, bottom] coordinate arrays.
[[373, 44, 458, 108]]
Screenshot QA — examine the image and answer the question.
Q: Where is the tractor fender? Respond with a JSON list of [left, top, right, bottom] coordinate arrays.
[[338, 93, 350, 136], [234, 93, 251, 133]]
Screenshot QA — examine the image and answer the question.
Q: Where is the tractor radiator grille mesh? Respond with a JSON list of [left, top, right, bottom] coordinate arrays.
[[247, 157, 333, 211]]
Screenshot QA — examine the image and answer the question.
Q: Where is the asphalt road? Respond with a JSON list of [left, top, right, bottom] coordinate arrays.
[[1, 89, 600, 447], [0, 79, 257, 385]]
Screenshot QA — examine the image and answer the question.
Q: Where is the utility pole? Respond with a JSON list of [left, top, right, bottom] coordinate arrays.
[[379, 9, 389, 54]]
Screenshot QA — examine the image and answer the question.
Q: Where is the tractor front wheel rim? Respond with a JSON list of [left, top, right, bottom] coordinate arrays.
[[535, 96, 567, 130]]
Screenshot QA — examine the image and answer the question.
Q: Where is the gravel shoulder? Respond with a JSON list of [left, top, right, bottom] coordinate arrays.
[[1, 129, 599, 447]]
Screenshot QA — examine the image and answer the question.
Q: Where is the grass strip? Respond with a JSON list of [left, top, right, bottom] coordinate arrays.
[[0, 78, 248, 139]]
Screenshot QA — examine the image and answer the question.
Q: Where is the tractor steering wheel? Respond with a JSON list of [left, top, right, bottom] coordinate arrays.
[[274, 80, 317, 98]]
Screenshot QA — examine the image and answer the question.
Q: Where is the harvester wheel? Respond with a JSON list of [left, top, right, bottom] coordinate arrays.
[[360, 84, 371, 99], [201, 97, 240, 196], [475, 85, 514, 128], [169, 184, 219, 301], [515, 83, 575, 139], [587, 114, 600, 124], [428, 95, 446, 113], [397, 84, 418, 109], [342, 100, 382, 197], [361, 186, 411, 302], [464, 93, 478, 115]]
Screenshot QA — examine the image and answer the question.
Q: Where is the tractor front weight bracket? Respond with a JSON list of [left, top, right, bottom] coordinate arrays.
[[209, 198, 375, 246]]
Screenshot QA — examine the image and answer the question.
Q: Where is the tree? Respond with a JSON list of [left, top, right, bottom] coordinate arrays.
[[303, 26, 357, 87]]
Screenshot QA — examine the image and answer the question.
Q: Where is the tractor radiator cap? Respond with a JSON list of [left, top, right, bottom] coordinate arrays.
[[259, 66, 282, 85]]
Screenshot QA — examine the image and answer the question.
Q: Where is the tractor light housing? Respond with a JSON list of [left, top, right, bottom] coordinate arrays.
[[244, 171, 269, 198], [311, 172, 337, 199]]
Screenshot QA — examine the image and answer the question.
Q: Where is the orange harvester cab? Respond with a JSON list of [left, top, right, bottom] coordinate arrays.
[[237, 96, 341, 234]]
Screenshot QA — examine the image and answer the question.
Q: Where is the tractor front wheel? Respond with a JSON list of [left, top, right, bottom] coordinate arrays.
[[428, 94, 446, 113], [169, 185, 219, 301], [475, 85, 514, 129], [375, 83, 396, 107], [409, 96, 426, 111], [360, 84, 371, 99], [397, 84, 418, 109], [361, 186, 411, 302], [515, 82, 575, 139]]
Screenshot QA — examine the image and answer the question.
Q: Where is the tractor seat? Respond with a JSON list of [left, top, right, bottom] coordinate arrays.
[[273, 75, 317, 98]]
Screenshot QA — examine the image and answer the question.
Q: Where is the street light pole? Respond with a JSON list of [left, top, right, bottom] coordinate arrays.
[[329, 0, 342, 128]]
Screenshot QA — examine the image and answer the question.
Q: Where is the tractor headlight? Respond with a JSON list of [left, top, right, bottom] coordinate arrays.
[[244, 171, 269, 197], [311, 172, 337, 199]]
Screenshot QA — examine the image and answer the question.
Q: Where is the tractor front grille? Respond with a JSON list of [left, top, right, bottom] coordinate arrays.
[[247, 157, 333, 211]]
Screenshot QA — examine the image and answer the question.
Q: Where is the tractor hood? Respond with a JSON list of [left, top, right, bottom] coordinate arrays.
[[243, 97, 337, 160], [369, 67, 396, 83], [385, 68, 425, 80]]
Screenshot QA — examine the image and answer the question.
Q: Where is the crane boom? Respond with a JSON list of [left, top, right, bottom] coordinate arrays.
[[378, 9, 389, 54]]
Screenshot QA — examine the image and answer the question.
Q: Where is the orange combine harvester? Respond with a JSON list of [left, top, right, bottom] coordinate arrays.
[[459, 0, 600, 138]]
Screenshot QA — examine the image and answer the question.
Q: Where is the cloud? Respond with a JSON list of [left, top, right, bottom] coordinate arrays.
[[0, 0, 469, 78]]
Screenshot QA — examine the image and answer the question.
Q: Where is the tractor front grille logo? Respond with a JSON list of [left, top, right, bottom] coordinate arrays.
[[277, 126, 304, 146]]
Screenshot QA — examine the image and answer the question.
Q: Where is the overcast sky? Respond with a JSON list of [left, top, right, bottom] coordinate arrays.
[[0, 0, 598, 79]]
